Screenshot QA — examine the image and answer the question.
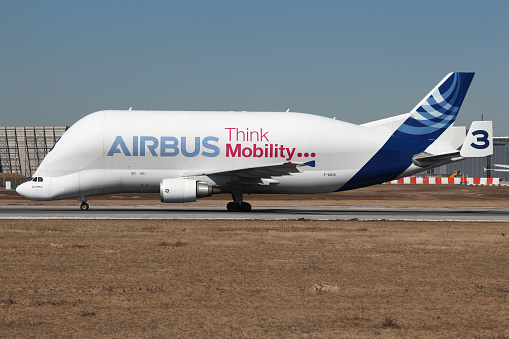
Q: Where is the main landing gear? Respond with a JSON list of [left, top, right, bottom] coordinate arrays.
[[79, 197, 89, 211], [226, 191, 251, 212]]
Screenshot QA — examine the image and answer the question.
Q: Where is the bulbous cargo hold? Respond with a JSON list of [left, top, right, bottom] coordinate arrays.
[[15, 72, 493, 212]]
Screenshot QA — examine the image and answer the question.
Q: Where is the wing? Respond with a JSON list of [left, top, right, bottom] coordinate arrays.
[[183, 161, 316, 185]]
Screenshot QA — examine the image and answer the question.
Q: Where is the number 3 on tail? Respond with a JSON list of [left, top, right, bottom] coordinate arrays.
[[470, 130, 490, 149]]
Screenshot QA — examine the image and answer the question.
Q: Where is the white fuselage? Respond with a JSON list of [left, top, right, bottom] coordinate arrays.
[[16, 72, 487, 205], [17, 110, 427, 201]]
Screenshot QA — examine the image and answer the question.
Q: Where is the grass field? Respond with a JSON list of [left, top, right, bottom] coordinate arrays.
[[1, 217, 508, 338]]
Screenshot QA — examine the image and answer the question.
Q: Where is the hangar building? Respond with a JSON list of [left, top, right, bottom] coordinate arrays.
[[0, 126, 67, 181]]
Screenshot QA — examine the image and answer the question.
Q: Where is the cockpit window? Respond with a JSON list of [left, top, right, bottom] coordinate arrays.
[[32, 177, 37, 181], [38, 177, 43, 182]]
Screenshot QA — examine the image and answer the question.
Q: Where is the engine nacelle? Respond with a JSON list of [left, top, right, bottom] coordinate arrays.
[[160, 178, 214, 203]]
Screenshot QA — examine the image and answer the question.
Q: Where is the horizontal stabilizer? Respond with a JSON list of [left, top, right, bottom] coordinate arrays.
[[412, 151, 461, 167]]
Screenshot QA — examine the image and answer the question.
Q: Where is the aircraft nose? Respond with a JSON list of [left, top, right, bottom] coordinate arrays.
[[16, 182, 29, 198], [15, 178, 54, 201]]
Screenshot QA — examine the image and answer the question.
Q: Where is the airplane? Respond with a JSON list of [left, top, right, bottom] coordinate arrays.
[[16, 72, 493, 212]]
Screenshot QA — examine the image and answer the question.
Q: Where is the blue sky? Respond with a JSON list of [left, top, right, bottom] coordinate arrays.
[[1, 1, 508, 135]]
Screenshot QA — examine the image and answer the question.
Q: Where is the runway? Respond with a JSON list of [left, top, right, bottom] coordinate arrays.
[[2, 204, 509, 222]]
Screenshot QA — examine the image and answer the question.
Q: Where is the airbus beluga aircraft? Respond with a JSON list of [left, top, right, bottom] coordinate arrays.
[[16, 72, 493, 211]]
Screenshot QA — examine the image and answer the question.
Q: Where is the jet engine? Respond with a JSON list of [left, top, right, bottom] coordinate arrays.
[[160, 178, 215, 203]]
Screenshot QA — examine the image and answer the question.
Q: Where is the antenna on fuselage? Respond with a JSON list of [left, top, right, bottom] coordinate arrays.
[[129, 107, 132, 111]]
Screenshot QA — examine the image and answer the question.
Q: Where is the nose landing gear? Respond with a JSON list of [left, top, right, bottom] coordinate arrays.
[[79, 197, 89, 211], [226, 191, 251, 212]]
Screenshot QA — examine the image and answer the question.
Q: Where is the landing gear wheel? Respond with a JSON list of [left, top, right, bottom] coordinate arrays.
[[226, 201, 251, 212], [240, 202, 251, 212], [227, 190, 252, 212], [80, 202, 89, 211], [227, 202, 239, 212]]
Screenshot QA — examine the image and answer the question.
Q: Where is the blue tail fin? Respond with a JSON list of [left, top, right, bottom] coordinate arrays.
[[395, 72, 474, 140], [340, 72, 475, 191]]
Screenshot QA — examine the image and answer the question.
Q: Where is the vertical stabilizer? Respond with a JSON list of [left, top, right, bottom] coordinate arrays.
[[341, 72, 475, 191], [460, 121, 493, 158], [395, 72, 474, 141]]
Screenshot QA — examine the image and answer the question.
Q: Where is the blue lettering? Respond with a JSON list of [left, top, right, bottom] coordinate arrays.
[[140, 136, 159, 156], [160, 136, 179, 156], [470, 130, 490, 149], [133, 136, 138, 156], [181, 137, 200, 157], [107, 136, 131, 156], [202, 136, 220, 157], [107, 135, 220, 157]]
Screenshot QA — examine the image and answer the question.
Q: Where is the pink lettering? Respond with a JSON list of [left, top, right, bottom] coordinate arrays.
[[225, 128, 236, 142], [286, 147, 296, 161], [225, 143, 306, 161], [260, 128, 269, 142], [253, 144, 264, 157], [226, 143, 241, 157], [242, 147, 252, 157]]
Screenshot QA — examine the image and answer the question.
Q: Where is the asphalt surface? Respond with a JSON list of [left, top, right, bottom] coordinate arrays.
[[2, 204, 509, 222]]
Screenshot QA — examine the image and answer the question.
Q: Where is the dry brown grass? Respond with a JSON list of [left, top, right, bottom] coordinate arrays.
[[1, 219, 508, 338]]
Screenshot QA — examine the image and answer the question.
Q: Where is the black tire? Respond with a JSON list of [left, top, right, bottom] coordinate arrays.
[[240, 202, 252, 212], [226, 202, 238, 212], [227, 202, 252, 212], [80, 202, 89, 211]]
